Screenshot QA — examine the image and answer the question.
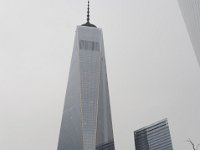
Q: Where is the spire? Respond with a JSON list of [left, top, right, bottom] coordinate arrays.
[[82, 0, 96, 28], [87, 0, 90, 23]]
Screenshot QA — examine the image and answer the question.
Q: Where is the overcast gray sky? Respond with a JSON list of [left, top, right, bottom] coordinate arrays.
[[0, 0, 200, 150]]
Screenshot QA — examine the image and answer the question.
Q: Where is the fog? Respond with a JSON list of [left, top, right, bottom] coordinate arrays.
[[0, 0, 200, 149]]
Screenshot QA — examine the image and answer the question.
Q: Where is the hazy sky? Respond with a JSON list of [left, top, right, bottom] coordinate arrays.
[[0, 0, 200, 150]]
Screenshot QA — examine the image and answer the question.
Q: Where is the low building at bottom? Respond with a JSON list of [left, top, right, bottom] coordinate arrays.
[[134, 119, 173, 150]]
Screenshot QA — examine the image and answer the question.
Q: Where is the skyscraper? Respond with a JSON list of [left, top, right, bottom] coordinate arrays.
[[134, 119, 173, 150], [177, 0, 200, 65], [57, 1, 115, 150]]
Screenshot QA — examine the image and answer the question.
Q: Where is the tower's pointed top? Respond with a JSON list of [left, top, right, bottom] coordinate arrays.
[[87, 0, 90, 23], [82, 0, 97, 28]]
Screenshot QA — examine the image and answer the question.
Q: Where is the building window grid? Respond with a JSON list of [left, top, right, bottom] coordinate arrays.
[[79, 40, 100, 51], [79, 47, 100, 150], [148, 134, 171, 146], [135, 121, 173, 150], [147, 128, 170, 139]]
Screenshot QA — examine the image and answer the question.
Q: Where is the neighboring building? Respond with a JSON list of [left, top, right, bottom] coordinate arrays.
[[134, 119, 173, 150], [177, 0, 200, 65], [57, 1, 115, 150]]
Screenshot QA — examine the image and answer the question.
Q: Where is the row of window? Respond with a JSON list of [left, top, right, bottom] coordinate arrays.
[[79, 40, 100, 51]]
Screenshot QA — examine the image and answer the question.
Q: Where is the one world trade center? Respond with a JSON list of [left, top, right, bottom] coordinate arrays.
[[57, 1, 115, 150]]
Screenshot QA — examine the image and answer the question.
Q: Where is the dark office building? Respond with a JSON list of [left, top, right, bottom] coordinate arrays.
[[134, 119, 173, 150]]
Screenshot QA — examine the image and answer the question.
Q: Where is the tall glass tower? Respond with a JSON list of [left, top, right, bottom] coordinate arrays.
[[57, 1, 115, 150], [177, 0, 200, 65]]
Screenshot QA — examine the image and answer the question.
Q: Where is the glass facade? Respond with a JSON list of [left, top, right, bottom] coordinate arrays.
[[57, 26, 115, 150], [79, 40, 100, 150], [134, 119, 173, 150], [177, 0, 200, 65]]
